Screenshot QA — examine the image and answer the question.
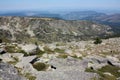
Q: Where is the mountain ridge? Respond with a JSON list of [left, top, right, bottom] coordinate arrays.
[[0, 16, 114, 43]]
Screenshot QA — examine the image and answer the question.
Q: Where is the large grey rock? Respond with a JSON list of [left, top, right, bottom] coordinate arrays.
[[0, 62, 26, 80], [0, 48, 6, 54], [18, 44, 37, 53], [36, 69, 98, 80]]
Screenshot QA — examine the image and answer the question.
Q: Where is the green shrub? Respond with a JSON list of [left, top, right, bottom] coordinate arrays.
[[94, 37, 102, 44], [32, 62, 47, 71]]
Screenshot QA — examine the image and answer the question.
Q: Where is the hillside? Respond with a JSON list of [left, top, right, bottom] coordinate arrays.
[[61, 11, 120, 34], [0, 16, 113, 43], [62, 11, 106, 20]]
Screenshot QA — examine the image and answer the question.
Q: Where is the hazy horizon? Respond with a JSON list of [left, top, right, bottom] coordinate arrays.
[[0, 0, 120, 12]]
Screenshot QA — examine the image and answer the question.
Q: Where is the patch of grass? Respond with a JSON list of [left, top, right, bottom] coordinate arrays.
[[15, 65, 36, 80], [71, 55, 83, 59], [91, 74, 116, 80], [57, 54, 68, 59], [85, 67, 95, 72], [15, 67, 23, 75], [13, 57, 19, 62], [8, 61, 17, 65], [5, 45, 16, 53], [85, 65, 120, 80], [24, 73, 36, 80], [98, 65, 120, 78], [91, 77, 98, 80], [0, 38, 11, 43], [25, 47, 45, 57], [32, 62, 47, 71], [54, 48, 65, 53], [43, 46, 54, 54], [19, 50, 28, 56], [101, 51, 119, 56], [26, 37, 39, 44], [99, 74, 116, 80], [5, 45, 27, 55], [56, 42, 65, 46], [35, 47, 45, 57], [8, 56, 19, 65]]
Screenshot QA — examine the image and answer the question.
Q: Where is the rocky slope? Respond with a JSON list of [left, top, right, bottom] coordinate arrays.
[[0, 37, 120, 80], [0, 16, 113, 43]]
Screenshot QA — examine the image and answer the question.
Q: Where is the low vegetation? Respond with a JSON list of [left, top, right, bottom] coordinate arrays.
[[85, 65, 120, 80], [5, 45, 27, 54], [32, 62, 48, 71], [98, 65, 120, 78], [8, 56, 19, 65], [28, 47, 45, 57], [94, 37, 102, 44], [57, 54, 68, 59], [43, 46, 54, 54], [54, 48, 65, 53], [24, 73, 36, 80]]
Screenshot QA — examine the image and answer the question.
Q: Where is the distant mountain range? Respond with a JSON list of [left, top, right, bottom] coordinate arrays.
[[0, 10, 120, 41], [0, 11, 120, 27], [0, 11, 61, 18]]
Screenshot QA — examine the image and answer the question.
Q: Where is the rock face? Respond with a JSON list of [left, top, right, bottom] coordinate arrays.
[[0, 62, 26, 80], [35, 57, 98, 80], [0, 17, 113, 43]]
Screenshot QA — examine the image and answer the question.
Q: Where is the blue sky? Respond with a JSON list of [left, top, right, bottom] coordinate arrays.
[[0, 0, 120, 11]]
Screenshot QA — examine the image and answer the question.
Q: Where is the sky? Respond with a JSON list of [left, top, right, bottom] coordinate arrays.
[[0, 0, 120, 11]]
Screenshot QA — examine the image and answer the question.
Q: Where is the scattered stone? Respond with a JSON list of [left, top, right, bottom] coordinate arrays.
[[19, 44, 37, 53], [15, 55, 36, 68], [0, 48, 6, 54], [103, 72, 113, 76], [0, 53, 14, 62]]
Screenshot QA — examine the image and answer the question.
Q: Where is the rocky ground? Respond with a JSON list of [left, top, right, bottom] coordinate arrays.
[[0, 37, 120, 80]]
